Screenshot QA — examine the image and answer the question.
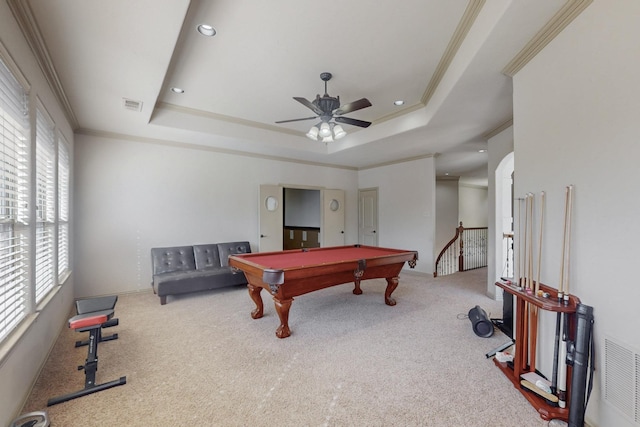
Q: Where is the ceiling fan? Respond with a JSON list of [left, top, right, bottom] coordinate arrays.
[[276, 72, 372, 141]]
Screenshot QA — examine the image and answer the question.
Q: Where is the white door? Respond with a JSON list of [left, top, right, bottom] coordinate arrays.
[[359, 188, 378, 246], [259, 184, 283, 252], [322, 189, 345, 247]]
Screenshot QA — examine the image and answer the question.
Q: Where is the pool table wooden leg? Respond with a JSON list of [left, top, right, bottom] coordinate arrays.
[[247, 284, 264, 319], [384, 276, 399, 306], [273, 297, 293, 339], [352, 279, 363, 295]]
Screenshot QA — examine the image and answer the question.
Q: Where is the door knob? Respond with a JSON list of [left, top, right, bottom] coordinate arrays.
[[373, 230, 376, 233], [260, 234, 267, 238]]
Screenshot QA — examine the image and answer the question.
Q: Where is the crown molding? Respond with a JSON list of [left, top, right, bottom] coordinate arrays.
[[75, 128, 358, 171], [76, 128, 439, 172], [421, 0, 486, 106], [358, 154, 437, 171], [502, 0, 593, 77], [436, 176, 461, 182], [483, 118, 513, 140], [374, 102, 425, 126], [7, 0, 79, 129], [459, 182, 488, 190], [0, 39, 31, 91], [155, 102, 302, 137]]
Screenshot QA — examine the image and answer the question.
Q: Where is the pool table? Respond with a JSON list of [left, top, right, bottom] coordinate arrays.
[[228, 244, 418, 338]]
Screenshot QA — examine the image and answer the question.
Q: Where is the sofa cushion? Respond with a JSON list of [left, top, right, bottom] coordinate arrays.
[[151, 246, 196, 274], [193, 244, 221, 270], [153, 268, 247, 297], [217, 241, 251, 267]]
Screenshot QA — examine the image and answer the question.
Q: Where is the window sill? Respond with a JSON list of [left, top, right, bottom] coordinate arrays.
[[0, 312, 39, 368]]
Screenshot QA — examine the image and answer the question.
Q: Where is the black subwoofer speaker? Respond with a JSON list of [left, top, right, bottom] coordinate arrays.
[[468, 305, 494, 337]]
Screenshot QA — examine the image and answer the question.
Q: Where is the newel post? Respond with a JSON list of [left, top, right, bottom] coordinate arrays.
[[458, 222, 464, 272]]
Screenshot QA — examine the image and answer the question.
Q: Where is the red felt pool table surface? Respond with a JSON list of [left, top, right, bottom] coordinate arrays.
[[228, 245, 418, 338], [237, 245, 410, 269]]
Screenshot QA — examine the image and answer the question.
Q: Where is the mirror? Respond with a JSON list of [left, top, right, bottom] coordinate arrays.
[[265, 196, 279, 212]]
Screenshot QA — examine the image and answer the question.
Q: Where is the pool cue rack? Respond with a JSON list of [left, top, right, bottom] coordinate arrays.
[[494, 280, 580, 422]]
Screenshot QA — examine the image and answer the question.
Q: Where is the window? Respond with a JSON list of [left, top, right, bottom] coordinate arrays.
[[58, 136, 69, 278], [1, 45, 72, 346], [0, 58, 30, 343], [35, 107, 56, 303]]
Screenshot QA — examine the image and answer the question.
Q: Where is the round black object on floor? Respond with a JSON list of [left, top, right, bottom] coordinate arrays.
[[10, 411, 50, 427], [468, 305, 494, 337]]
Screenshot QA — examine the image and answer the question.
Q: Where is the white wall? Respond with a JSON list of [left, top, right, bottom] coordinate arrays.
[[0, 2, 76, 423], [487, 126, 514, 299], [73, 133, 359, 297], [435, 178, 459, 254], [284, 188, 321, 227], [458, 184, 488, 227], [513, 1, 640, 425], [358, 157, 436, 274]]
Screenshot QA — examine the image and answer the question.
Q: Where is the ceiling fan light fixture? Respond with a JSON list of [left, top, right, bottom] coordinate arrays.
[[306, 126, 319, 140], [333, 124, 346, 139], [319, 122, 331, 137], [322, 135, 334, 143]]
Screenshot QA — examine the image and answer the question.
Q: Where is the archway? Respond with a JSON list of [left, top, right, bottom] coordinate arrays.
[[494, 152, 514, 298]]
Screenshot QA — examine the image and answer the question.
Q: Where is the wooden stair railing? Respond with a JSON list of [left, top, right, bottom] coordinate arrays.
[[434, 222, 488, 277]]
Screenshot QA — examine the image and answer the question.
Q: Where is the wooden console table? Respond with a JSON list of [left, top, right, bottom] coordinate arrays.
[[494, 281, 580, 421]]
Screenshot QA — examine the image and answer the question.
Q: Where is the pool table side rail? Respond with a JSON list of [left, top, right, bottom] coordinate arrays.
[[228, 246, 417, 296]]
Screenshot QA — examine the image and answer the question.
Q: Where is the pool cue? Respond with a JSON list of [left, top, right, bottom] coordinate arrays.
[[558, 185, 573, 408], [529, 191, 544, 372], [520, 194, 530, 370], [527, 193, 534, 291], [536, 192, 545, 295], [527, 193, 534, 369], [518, 198, 524, 286], [551, 186, 570, 396]]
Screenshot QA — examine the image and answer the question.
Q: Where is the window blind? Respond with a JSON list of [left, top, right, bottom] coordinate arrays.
[[35, 108, 55, 303], [0, 58, 30, 343], [58, 137, 69, 278]]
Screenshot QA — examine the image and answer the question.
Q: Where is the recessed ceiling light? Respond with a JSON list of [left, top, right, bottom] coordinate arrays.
[[394, 100, 405, 106], [478, 149, 487, 153], [197, 24, 216, 37], [171, 87, 184, 94]]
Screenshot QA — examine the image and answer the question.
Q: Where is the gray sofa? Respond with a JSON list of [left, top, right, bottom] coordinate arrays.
[[151, 241, 251, 305]]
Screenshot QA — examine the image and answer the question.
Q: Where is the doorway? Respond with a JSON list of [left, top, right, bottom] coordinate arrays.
[[259, 184, 345, 252]]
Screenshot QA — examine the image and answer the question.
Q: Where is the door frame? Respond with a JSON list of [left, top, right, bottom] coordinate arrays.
[[358, 187, 379, 246], [259, 184, 346, 250]]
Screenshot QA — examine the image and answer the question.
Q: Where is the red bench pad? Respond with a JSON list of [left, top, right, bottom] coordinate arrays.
[[68, 309, 114, 330]]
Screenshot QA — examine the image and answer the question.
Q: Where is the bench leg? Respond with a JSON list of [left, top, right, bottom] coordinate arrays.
[[160, 295, 167, 305], [48, 320, 126, 406], [47, 376, 127, 406]]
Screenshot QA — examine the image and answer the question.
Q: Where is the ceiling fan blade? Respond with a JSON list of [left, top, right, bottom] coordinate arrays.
[[335, 116, 372, 128], [334, 98, 372, 116], [275, 116, 318, 124], [294, 97, 324, 115]]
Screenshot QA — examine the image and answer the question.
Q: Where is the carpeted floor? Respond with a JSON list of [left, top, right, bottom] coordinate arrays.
[[21, 268, 550, 426]]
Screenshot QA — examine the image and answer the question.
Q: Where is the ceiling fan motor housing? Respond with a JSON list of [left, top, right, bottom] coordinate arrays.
[[315, 95, 340, 119]]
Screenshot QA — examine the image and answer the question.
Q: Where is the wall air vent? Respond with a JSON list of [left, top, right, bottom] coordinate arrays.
[[122, 98, 143, 112], [604, 336, 640, 424]]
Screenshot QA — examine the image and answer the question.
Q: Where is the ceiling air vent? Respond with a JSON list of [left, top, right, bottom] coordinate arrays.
[[122, 98, 143, 112]]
